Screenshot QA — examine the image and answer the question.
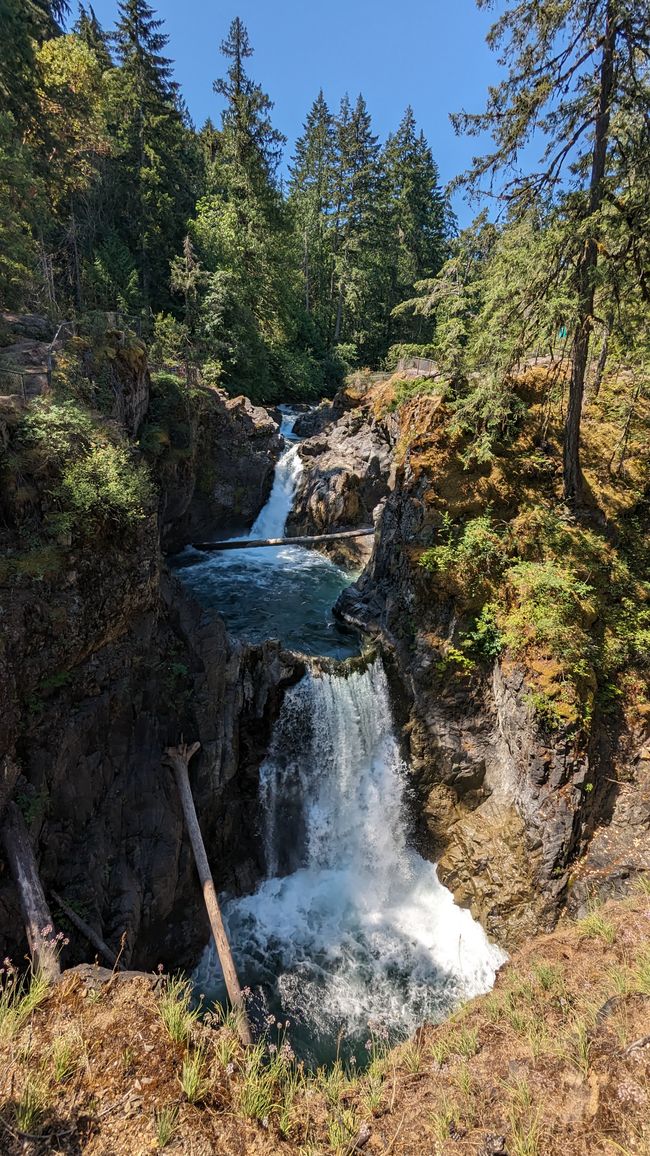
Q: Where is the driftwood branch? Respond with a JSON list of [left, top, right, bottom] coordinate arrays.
[[194, 527, 375, 552], [50, 890, 122, 969], [165, 741, 253, 1046], [1, 802, 60, 982]]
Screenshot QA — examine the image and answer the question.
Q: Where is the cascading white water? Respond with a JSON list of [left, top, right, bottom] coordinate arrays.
[[195, 658, 506, 1063], [247, 444, 303, 540]]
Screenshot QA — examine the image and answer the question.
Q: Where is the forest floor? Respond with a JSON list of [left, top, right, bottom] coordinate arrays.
[[0, 890, 649, 1156]]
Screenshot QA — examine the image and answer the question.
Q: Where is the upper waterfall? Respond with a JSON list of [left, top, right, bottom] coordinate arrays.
[[247, 444, 303, 541]]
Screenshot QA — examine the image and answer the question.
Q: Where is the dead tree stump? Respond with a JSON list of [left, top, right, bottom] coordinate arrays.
[[1, 802, 61, 982], [165, 741, 253, 1046]]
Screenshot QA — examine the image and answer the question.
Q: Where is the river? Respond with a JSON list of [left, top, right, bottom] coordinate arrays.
[[174, 406, 506, 1067]]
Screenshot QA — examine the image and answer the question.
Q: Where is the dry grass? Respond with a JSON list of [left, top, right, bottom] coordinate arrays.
[[0, 896, 649, 1154]]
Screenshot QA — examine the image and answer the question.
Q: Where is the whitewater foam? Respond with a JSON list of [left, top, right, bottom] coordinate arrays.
[[195, 659, 506, 1061]]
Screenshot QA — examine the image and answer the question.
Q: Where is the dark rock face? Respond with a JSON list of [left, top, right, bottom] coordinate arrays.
[[104, 341, 151, 437], [287, 406, 397, 566], [0, 518, 302, 970], [160, 394, 283, 552], [0, 344, 296, 973]]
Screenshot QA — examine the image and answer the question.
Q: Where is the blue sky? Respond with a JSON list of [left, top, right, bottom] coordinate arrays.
[[77, 0, 507, 226]]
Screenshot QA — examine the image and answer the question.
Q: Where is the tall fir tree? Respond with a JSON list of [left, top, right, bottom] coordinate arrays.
[[289, 91, 336, 329], [190, 19, 305, 398], [455, 0, 650, 503], [76, 4, 113, 71], [109, 0, 197, 314], [380, 107, 450, 348], [330, 93, 381, 356]]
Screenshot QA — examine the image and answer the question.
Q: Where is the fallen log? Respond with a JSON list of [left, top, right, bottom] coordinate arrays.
[[1, 802, 60, 981], [165, 741, 253, 1046], [194, 526, 375, 551], [51, 890, 123, 970]]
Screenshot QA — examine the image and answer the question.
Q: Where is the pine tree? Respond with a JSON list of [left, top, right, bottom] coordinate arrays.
[[289, 90, 336, 330], [455, 0, 650, 504], [190, 19, 301, 399], [381, 107, 450, 348], [330, 93, 381, 356], [76, 4, 113, 71], [110, 0, 197, 314], [213, 17, 285, 183]]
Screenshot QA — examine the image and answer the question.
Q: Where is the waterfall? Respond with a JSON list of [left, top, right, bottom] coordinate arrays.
[[247, 444, 302, 541], [195, 659, 506, 1063], [171, 406, 355, 658]]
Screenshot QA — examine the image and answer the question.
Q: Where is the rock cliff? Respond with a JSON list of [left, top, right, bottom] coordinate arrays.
[[0, 322, 299, 971]]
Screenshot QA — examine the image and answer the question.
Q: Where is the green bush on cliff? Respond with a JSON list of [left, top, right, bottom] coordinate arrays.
[[421, 513, 505, 599], [501, 560, 597, 671], [58, 444, 153, 533], [20, 400, 94, 467]]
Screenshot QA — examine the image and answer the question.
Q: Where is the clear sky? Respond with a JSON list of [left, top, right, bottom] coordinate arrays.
[[76, 0, 507, 226]]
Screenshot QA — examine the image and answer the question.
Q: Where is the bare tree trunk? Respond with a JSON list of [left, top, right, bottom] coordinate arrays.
[[1, 803, 61, 982], [563, 1, 616, 505], [590, 311, 613, 401], [165, 742, 252, 1046]]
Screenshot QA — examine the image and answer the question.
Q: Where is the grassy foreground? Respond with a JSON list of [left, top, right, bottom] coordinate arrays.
[[0, 890, 649, 1155]]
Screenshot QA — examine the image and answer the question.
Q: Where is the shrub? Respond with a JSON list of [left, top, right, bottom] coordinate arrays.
[[421, 513, 505, 600], [462, 604, 504, 661], [58, 443, 153, 533], [19, 400, 94, 468], [501, 560, 597, 673]]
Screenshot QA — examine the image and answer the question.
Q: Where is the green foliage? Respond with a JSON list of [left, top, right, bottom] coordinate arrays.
[[20, 400, 95, 467], [387, 376, 441, 411], [462, 604, 504, 662], [158, 975, 200, 1045], [385, 343, 437, 368], [57, 443, 153, 533], [0, 112, 39, 307], [421, 513, 505, 600], [502, 561, 597, 674], [138, 370, 196, 461]]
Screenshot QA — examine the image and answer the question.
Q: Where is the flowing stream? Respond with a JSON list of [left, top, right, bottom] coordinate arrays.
[[186, 406, 506, 1066], [172, 408, 358, 658]]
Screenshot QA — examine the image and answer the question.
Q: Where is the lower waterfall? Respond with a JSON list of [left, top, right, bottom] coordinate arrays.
[[195, 658, 506, 1065]]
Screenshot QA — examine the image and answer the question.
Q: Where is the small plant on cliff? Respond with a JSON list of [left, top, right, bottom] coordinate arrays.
[[0, 960, 49, 1041], [159, 976, 200, 1045], [14, 1076, 49, 1134], [578, 909, 616, 945], [421, 513, 505, 600], [179, 1046, 210, 1104], [154, 1103, 180, 1149]]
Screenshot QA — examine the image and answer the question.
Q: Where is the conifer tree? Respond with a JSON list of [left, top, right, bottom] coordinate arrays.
[[455, 0, 650, 503], [289, 90, 336, 328], [381, 107, 450, 347], [76, 4, 113, 71], [191, 19, 301, 398], [330, 93, 381, 355], [110, 0, 197, 314]]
